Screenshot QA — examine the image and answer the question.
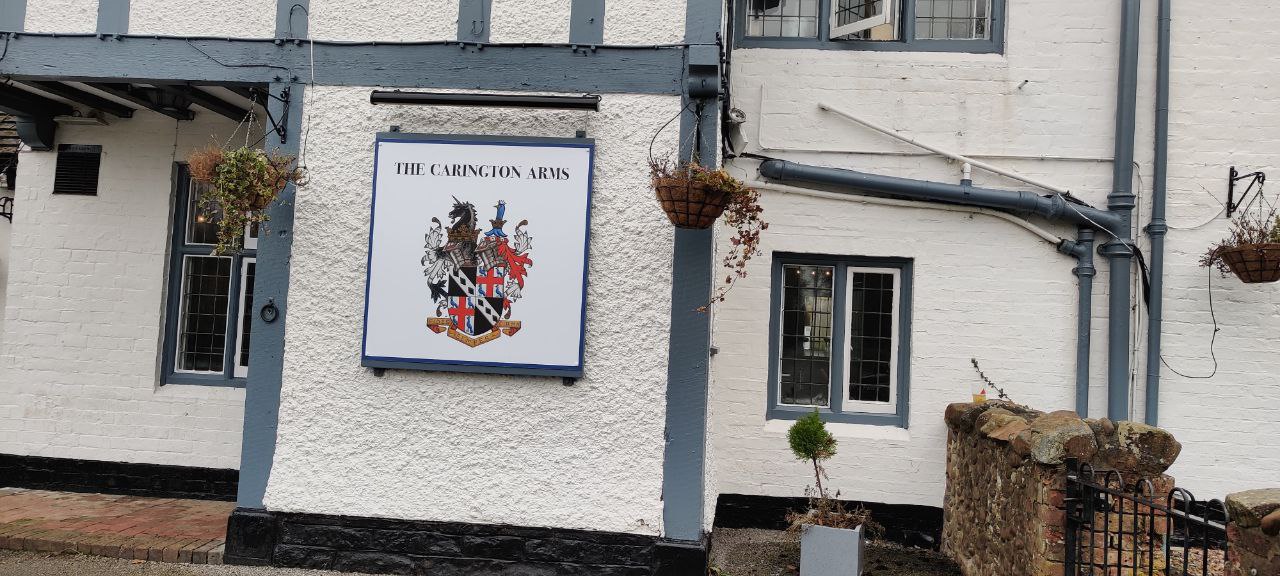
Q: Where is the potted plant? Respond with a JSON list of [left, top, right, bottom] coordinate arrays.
[[187, 146, 304, 255], [1201, 199, 1280, 283], [786, 411, 878, 576], [650, 159, 768, 306]]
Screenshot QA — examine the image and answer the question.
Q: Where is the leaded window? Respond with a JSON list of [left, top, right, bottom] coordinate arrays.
[[162, 166, 258, 386], [739, 0, 1001, 52], [769, 254, 912, 427]]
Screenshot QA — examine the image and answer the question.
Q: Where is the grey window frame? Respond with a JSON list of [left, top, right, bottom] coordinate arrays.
[[735, 0, 1005, 54], [766, 252, 913, 427], [160, 164, 254, 388]]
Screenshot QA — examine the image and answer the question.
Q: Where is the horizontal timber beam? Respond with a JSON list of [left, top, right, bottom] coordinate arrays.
[[0, 82, 73, 118], [0, 34, 685, 95], [87, 83, 194, 120], [159, 84, 252, 121]]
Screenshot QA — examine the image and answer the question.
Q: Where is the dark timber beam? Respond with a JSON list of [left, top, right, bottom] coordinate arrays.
[[0, 36, 685, 95], [0, 82, 74, 118], [0, 83, 70, 151], [159, 85, 251, 121], [86, 83, 194, 121], [23, 81, 135, 118]]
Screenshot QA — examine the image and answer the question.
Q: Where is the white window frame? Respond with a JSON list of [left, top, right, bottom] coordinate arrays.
[[829, 0, 895, 39], [842, 266, 901, 415], [233, 258, 256, 378], [173, 254, 235, 375], [776, 264, 837, 409]]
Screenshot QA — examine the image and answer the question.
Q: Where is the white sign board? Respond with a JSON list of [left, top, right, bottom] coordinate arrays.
[[361, 134, 594, 377]]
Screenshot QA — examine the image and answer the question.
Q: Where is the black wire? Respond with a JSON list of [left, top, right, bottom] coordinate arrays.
[[647, 101, 696, 166], [184, 39, 291, 71], [0, 33, 10, 62], [1160, 266, 1220, 379]]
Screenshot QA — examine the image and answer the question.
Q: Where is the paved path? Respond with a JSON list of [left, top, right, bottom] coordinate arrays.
[[0, 550, 356, 575], [0, 488, 233, 564]]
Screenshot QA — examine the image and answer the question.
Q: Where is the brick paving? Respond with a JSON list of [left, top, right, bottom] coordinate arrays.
[[0, 488, 234, 565]]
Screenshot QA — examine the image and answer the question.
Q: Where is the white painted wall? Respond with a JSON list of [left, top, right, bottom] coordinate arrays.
[[716, 0, 1280, 507], [308, 0, 457, 43], [129, 0, 276, 38], [0, 187, 11, 345], [262, 86, 680, 535], [23, 0, 97, 33], [0, 110, 247, 469], [489, 0, 570, 44], [604, 0, 685, 45]]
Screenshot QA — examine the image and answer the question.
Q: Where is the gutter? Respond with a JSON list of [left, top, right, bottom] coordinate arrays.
[[1144, 0, 1172, 426], [757, 159, 1122, 233]]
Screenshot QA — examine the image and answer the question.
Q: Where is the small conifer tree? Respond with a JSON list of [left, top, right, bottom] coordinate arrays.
[[788, 410, 837, 501]]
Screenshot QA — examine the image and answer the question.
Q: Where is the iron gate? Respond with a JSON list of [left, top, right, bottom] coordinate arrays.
[[1064, 457, 1229, 576]]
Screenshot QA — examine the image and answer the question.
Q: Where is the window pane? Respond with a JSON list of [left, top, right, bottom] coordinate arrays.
[[177, 256, 233, 372], [237, 260, 256, 374], [745, 0, 819, 38], [848, 271, 895, 404], [779, 264, 834, 407], [915, 0, 989, 40], [187, 181, 221, 245]]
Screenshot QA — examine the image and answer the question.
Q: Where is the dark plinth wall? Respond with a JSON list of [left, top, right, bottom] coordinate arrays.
[[0, 453, 237, 501], [225, 508, 702, 575]]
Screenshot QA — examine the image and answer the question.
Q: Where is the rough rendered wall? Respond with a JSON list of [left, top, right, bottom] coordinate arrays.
[[604, 0, 685, 45], [308, 0, 457, 42], [263, 86, 678, 535], [22, 0, 97, 33], [129, 0, 276, 38], [0, 110, 247, 469], [489, 0, 570, 43]]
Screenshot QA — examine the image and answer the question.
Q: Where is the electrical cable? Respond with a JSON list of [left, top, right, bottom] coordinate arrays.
[[1158, 266, 1219, 380]]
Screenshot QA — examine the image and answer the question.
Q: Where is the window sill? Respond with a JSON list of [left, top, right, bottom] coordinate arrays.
[[767, 404, 906, 429], [735, 37, 1003, 55], [764, 418, 911, 442], [164, 374, 247, 389]]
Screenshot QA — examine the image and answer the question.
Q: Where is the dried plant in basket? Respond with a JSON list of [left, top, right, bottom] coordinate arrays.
[[650, 158, 768, 307], [186, 146, 305, 255], [1200, 193, 1280, 283]]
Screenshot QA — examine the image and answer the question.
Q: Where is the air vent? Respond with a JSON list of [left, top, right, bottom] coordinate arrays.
[[53, 144, 102, 196]]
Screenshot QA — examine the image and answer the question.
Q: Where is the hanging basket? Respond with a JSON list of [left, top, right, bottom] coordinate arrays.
[[1219, 243, 1280, 283], [653, 176, 731, 229]]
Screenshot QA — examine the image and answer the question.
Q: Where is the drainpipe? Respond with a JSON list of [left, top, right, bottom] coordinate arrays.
[[1101, 0, 1142, 422], [1144, 0, 1172, 426], [757, 159, 1122, 232], [1060, 228, 1096, 416]]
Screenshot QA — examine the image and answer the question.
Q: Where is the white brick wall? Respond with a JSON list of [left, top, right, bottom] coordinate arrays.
[[0, 110, 247, 469], [716, 0, 1280, 507]]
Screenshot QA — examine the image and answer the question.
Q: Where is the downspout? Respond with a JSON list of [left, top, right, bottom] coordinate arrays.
[[1101, 0, 1142, 422], [1144, 0, 1172, 426], [1060, 228, 1096, 416]]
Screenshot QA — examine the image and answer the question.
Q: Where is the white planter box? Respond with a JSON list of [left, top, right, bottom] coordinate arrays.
[[800, 524, 865, 576]]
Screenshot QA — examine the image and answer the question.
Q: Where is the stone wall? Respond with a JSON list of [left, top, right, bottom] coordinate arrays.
[[940, 402, 1181, 576], [1226, 489, 1280, 576]]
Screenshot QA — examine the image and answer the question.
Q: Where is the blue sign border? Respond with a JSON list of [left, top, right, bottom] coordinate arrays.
[[360, 133, 595, 378]]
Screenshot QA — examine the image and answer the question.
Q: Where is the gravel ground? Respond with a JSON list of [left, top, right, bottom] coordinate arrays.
[[0, 550, 356, 576], [710, 528, 961, 576]]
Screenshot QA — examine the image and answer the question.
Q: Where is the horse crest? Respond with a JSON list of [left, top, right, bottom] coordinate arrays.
[[421, 198, 533, 347]]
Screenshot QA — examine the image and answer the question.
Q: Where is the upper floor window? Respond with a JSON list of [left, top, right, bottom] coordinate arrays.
[[767, 253, 913, 427], [738, 0, 1003, 53]]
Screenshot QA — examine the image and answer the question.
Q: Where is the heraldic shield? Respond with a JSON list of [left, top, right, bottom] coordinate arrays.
[[423, 198, 530, 347]]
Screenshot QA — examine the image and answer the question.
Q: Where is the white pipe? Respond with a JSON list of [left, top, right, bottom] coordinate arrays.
[[962, 162, 973, 182], [747, 180, 1067, 247], [819, 102, 1076, 196]]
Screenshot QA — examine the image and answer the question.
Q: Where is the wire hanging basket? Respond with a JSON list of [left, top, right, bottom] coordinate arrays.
[[653, 175, 731, 229], [1218, 243, 1280, 283]]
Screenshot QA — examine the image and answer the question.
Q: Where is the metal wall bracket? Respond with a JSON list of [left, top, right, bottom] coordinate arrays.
[[261, 86, 291, 144], [0, 196, 12, 222], [1227, 166, 1266, 217]]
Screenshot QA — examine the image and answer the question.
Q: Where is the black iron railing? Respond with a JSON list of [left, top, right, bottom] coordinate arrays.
[[1064, 458, 1228, 576]]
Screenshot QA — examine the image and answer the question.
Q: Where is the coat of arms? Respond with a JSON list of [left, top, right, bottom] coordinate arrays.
[[422, 198, 533, 347]]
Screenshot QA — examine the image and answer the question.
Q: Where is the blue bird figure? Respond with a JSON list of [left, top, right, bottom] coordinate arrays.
[[485, 200, 508, 238]]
